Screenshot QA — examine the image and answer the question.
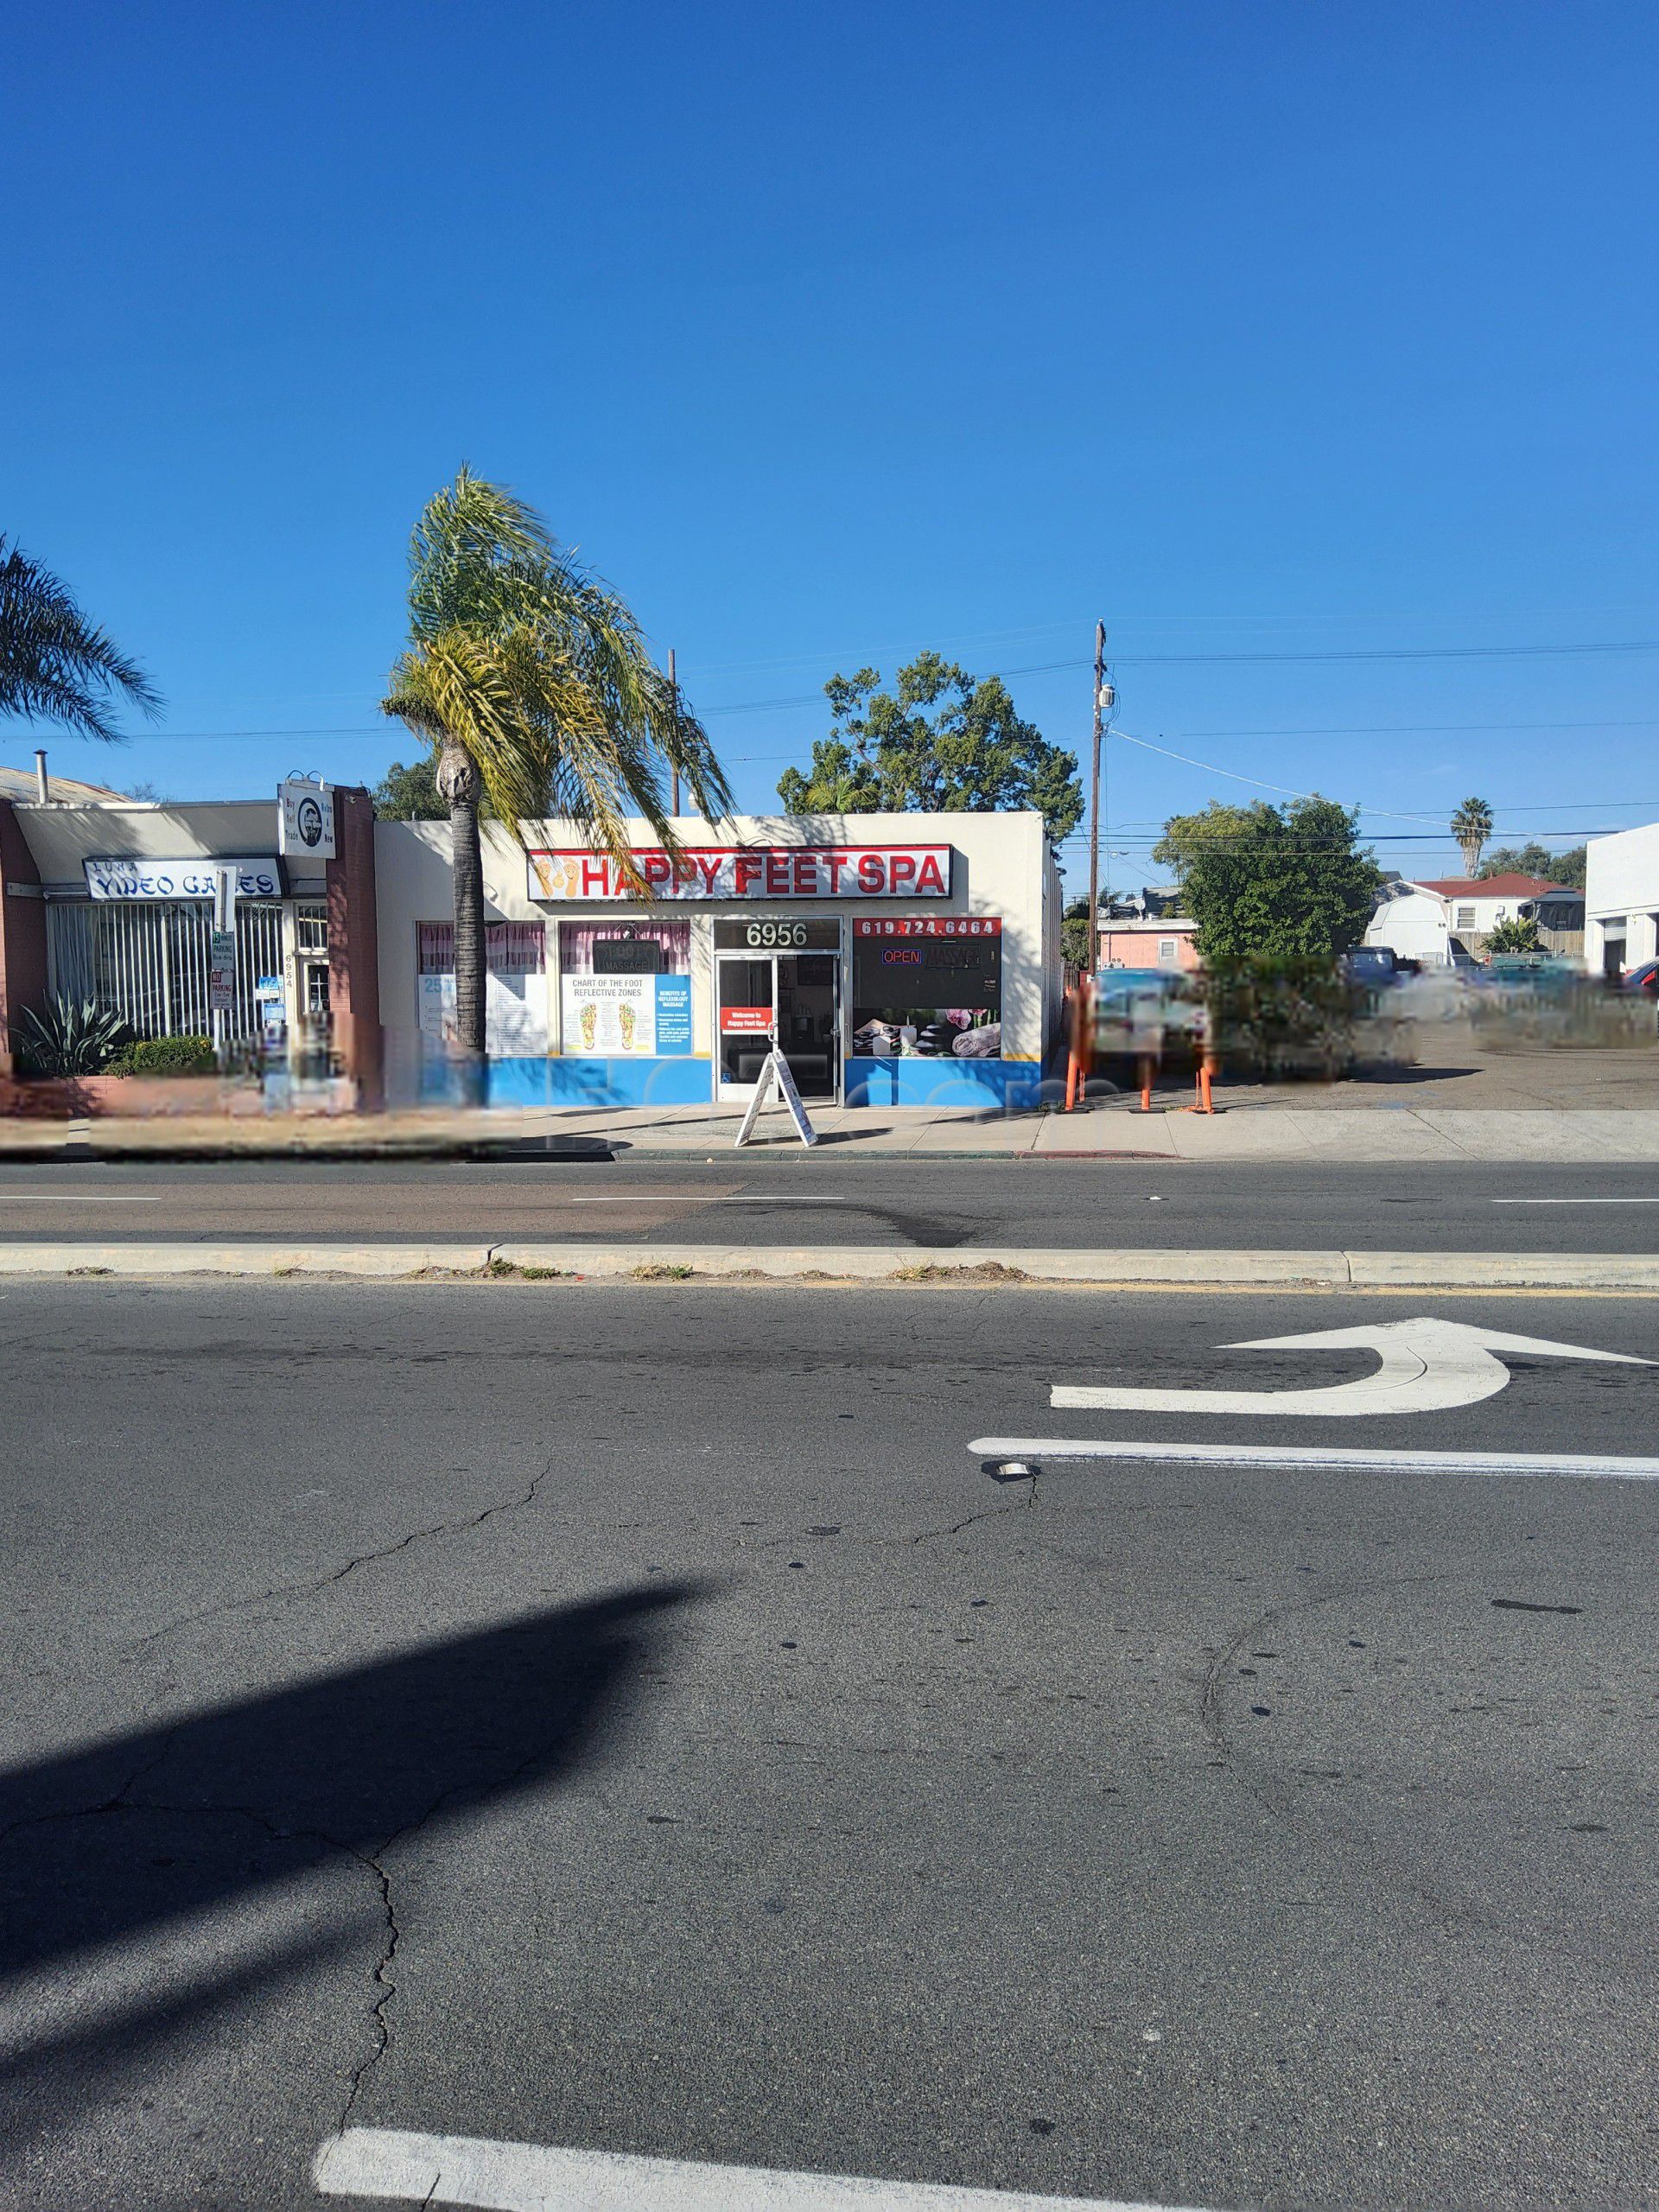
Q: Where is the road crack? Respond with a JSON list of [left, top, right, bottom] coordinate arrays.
[[129, 1459, 557, 1649], [912, 1469, 1038, 1543]]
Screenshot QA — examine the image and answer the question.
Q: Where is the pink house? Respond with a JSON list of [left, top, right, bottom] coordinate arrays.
[[1097, 917, 1201, 972]]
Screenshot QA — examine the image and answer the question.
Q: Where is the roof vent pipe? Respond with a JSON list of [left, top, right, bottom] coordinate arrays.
[[34, 749, 48, 804]]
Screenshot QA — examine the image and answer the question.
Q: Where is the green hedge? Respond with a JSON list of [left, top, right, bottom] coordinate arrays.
[[1202, 956, 1369, 1079], [105, 1034, 218, 1077]]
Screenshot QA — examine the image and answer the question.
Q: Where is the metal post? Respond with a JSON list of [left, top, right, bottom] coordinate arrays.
[[1088, 622, 1105, 978], [34, 749, 48, 804]]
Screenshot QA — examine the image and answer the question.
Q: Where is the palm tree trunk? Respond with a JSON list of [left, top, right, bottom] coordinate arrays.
[[436, 741, 486, 1106]]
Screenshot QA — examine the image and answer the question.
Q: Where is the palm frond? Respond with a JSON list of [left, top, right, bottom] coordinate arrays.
[[382, 470, 733, 899], [0, 535, 162, 741]]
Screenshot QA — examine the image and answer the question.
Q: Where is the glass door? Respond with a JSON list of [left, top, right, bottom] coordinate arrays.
[[715, 955, 776, 1101], [774, 951, 840, 1100], [715, 950, 843, 1104]]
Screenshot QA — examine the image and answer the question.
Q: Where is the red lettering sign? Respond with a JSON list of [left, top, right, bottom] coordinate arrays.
[[916, 852, 947, 894], [858, 855, 886, 893], [793, 852, 817, 894], [734, 855, 763, 894]]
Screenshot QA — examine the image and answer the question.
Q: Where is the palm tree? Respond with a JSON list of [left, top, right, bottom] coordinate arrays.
[[383, 469, 731, 1097], [0, 534, 161, 741], [1450, 796, 1494, 875]]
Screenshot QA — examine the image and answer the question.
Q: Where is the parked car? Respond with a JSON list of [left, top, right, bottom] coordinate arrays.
[[1620, 957, 1659, 997], [1343, 946, 1401, 985]]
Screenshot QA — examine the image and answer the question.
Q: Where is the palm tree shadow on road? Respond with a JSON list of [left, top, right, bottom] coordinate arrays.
[[0, 1584, 702, 2117]]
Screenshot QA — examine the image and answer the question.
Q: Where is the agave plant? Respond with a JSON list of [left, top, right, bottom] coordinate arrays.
[[16, 996, 134, 1077]]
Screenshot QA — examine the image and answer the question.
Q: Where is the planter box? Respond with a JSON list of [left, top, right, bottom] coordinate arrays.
[[0, 1073, 359, 1119]]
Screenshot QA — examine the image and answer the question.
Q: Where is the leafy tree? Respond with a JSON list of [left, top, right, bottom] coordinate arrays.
[[383, 468, 731, 1090], [1153, 803, 1255, 884], [1060, 887, 1117, 969], [1450, 796, 1494, 874], [778, 652, 1083, 843], [0, 533, 160, 741], [1154, 795, 1381, 961], [1486, 915, 1542, 954], [1548, 843, 1587, 892], [372, 755, 484, 820], [1478, 840, 1585, 890]]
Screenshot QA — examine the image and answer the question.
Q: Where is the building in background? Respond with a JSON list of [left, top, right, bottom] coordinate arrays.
[[374, 810, 1061, 1109], [1096, 913, 1199, 972], [1584, 823, 1659, 981], [0, 783, 381, 1101], [1364, 873, 1584, 968]]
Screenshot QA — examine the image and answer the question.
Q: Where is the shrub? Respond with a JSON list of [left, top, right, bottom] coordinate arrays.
[[1201, 955, 1368, 1079], [105, 1034, 217, 1077], [16, 996, 132, 1077]]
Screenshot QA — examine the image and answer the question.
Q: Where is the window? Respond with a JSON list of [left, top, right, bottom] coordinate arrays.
[[296, 902, 329, 952], [851, 918, 1001, 1059], [419, 920, 545, 975], [1455, 906, 1476, 929], [46, 899, 285, 1042], [557, 922, 690, 975], [416, 921, 549, 1054], [1158, 938, 1178, 965]]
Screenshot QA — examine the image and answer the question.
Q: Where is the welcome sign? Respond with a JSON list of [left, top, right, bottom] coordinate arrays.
[[528, 844, 953, 901]]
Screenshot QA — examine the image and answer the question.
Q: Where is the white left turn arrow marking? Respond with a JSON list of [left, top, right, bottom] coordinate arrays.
[[1050, 1317, 1652, 1419]]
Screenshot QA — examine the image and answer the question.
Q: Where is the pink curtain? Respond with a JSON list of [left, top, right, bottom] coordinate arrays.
[[558, 923, 690, 975], [417, 921, 547, 976]]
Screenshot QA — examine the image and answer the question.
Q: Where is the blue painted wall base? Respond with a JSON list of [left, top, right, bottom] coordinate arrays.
[[416, 1053, 1041, 1110], [844, 1055, 1040, 1109]]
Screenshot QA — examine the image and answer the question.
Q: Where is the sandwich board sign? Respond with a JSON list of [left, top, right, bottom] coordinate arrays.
[[733, 1039, 818, 1149]]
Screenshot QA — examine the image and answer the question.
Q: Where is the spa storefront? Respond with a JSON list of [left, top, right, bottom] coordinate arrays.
[[375, 811, 1063, 1109]]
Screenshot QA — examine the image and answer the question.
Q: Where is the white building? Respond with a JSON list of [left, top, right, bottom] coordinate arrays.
[[373, 810, 1063, 1109], [1584, 823, 1659, 979], [1364, 873, 1583, 967]]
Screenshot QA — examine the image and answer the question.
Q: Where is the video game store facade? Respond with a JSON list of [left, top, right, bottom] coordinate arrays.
[[374, 810, 1063, 1109]]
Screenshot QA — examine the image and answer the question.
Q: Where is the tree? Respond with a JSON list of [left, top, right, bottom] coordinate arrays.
[[1153, 795, 1381, 961], [0, 533, 160, 741], [1153, 803, 1255, 885], [1478, 840, 1585, 890], [1486, 915, 1541, 954], [1450, 796, 1494, 874], [778, 652, 1083, 843], [383, 468, 731, 1094], [1061, 887, 1117, 969], [373, 756, 465, 821]]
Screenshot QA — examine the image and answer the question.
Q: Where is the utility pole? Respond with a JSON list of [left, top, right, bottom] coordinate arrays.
[[1087, 620, 1106, 976], [668, 648, 683, 817]]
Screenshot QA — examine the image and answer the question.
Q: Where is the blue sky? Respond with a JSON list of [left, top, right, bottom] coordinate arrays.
[[4, 0, 1656, 884]]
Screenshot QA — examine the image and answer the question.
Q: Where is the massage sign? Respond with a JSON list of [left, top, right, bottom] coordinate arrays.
[[527, 844, 953, 901]]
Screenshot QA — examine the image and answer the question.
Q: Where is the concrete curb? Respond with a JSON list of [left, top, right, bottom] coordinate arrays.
[[4, 1241, 1659, 1291]]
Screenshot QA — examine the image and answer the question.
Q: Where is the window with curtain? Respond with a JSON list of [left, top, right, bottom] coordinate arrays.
[[557, 923, 690, 975]]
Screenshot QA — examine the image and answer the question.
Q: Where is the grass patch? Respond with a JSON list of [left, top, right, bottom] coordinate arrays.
[[630, 1262, 695, 1281], [892, 1261, 1031, 1285], [65, 1265, 113, 1278]]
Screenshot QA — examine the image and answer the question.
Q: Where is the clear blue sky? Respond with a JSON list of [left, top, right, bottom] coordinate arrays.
[[5, 0, 1656, 883]]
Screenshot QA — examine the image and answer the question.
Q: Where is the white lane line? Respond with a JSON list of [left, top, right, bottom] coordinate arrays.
[[1491, 1197, 1659, 1205], [312, 2130, 1203, 2211], [568, 1194, 853, 1204], [969, 1437, 1659, 1480], [0, 1194, 161, 1203]]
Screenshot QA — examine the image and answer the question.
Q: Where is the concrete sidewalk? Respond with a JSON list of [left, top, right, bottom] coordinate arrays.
[[5, 1097, 1659, 1161]]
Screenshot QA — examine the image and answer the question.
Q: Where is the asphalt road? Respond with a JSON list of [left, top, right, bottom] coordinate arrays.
[[1, 1155, 1658, 1250], [3, 1279, 1659, 2211]]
